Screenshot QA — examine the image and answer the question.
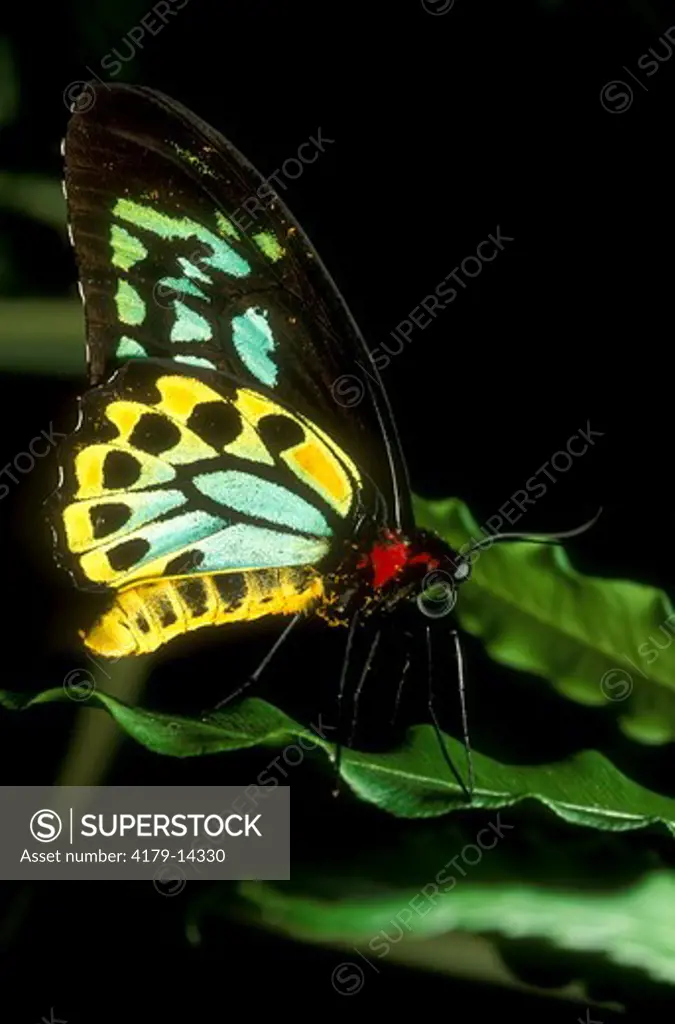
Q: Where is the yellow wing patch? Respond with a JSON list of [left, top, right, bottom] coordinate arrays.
[[283, 439, 351, 515], [106, 399, 218, 464], [74, 444, 177, 500], [233, 386, 360, 516], [154, 374, 218, 420]]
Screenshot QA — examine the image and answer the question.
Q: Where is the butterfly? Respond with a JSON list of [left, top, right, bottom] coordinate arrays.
[[50, 83, 599, 798]]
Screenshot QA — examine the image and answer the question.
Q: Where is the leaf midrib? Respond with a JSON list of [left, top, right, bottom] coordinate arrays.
[[352, 759, 674, 828]]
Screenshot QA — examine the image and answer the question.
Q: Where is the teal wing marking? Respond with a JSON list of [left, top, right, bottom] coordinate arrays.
[[194, 470, 331, 536], [63, 85, 319, 409], [113, 198, 251, 278], [231, 308, 277, 387], [117, 337, 147, 358]]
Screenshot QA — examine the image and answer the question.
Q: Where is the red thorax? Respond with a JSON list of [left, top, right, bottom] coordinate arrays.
[[356, 530, 440, 589]]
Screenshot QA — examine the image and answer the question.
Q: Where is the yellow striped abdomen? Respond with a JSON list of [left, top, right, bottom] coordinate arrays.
[[82, 567, 326, 658]]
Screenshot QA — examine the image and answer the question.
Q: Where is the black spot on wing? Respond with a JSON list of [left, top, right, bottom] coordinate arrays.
[[103, 450, 141, 490], [90, 502, 131, 539], [107, 537, 150, 572], [257, 414, 304, 456], [129, 412, 182, 454], [187, 401, 241, 449], [118, 362, 163, 405], [79, 410, 118, 445]]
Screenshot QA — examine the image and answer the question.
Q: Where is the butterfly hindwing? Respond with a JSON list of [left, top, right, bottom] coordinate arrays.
[[63, 82, 412, 532], [52, 360, 364, 594]]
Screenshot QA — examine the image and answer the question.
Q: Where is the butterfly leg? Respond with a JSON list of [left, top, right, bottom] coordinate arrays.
[[390, 632, 412, 729], [205, 612, 302, 717], [345, 629, 382, 752], [451, 627, 475, 799], [426, 624, 472, 803], [332, 610, 361, 797]]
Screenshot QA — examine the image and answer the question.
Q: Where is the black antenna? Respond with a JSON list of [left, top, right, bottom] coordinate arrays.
[[465, 506, 603, 557]]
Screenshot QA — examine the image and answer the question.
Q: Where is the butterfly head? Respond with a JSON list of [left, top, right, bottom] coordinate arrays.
[[351, 528, 471, 619]]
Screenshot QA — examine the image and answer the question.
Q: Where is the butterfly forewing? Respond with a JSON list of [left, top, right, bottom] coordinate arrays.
[[63, 83, 411, 531]]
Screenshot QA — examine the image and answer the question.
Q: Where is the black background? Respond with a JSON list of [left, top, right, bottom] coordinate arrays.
[[0, 0, 674, 1019]]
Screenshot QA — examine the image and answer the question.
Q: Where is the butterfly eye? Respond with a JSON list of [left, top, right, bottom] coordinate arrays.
[[416, 570, 457, 618], [453, 560, 471, 583]]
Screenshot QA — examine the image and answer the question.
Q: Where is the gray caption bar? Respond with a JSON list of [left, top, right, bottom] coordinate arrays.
[[0, 786, 289, 880]]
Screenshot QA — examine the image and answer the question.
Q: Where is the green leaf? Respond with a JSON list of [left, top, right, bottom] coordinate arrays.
[[2, 688, 675, 835], [414, 496, 675, 745], [235, 869, 675, 987], [0, 686, 284, 758]]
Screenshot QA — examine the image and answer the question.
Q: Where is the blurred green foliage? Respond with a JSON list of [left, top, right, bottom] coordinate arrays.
[[235, 869, 675, 986]]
